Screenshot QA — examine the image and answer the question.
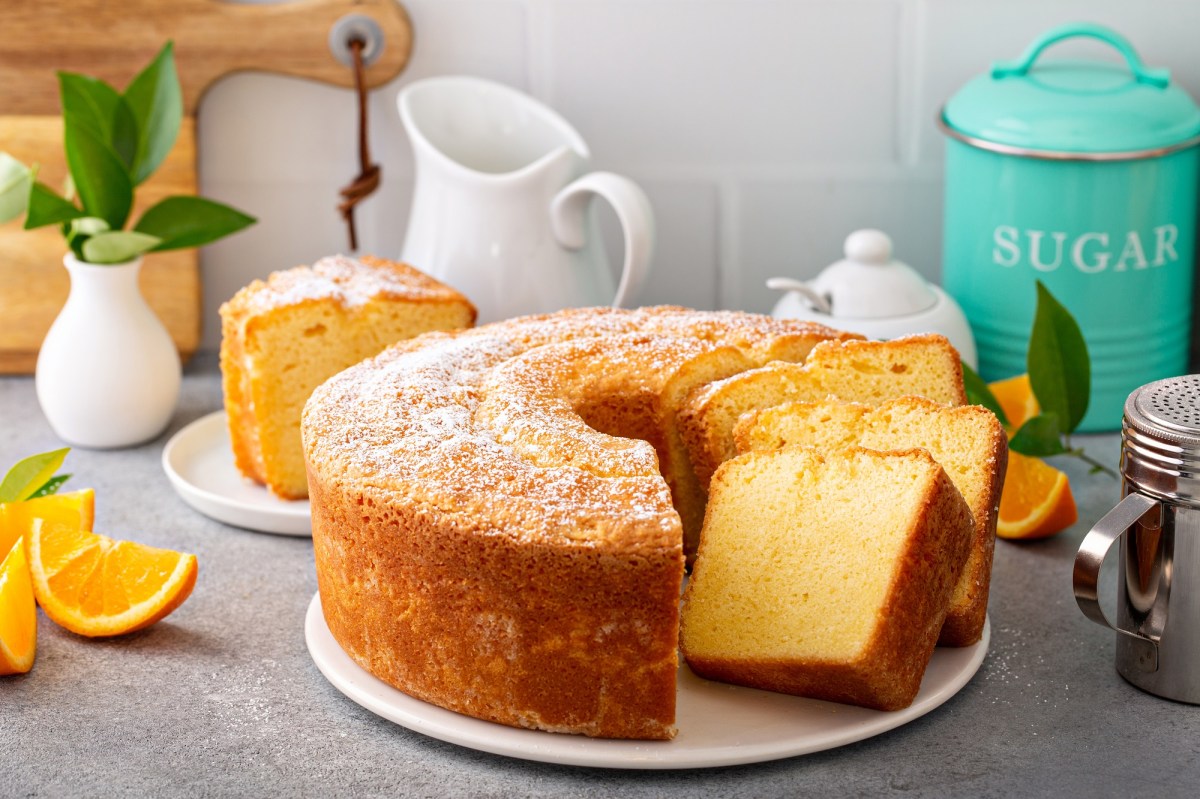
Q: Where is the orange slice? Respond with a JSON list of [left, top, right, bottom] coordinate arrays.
[[997, 451, 1078, 540], [0, 538, 37, 675], [989, 374, 1040, 432], [28, 520, 197, 637], [0, 488, 95, 564]]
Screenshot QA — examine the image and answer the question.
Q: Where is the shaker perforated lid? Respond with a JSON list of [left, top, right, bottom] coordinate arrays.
[[1126, 375, 1200, 447], [1123, 375, 1200, 504]]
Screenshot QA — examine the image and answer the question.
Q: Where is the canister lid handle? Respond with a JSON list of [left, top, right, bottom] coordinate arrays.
[[991, 22, 1171, 89]]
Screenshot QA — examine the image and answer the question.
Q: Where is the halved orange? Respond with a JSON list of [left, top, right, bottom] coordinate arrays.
[[989, 373, 1040, 432], [0, 488, 95, 565], [997, 451, 1078, 540], [0, 538, 37, 675], [28, 520, 197, 637]]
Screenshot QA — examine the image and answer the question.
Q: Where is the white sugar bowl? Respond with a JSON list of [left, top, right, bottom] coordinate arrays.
[[768, 229, 977, 368]]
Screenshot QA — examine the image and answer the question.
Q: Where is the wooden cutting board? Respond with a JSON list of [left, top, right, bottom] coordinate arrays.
[[0, 0, 413, 373]]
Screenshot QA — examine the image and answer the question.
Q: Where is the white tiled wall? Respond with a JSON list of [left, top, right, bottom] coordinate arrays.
[[197, 0, 1200, 351]]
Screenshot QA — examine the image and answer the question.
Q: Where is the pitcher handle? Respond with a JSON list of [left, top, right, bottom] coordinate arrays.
[[1072, 492, 1162, 671], [550, 172, 655, 308]]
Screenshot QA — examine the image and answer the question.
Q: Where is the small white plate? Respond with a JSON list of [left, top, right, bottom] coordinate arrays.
[[162, 411, 310, 536], [305, 593, 989, 768]]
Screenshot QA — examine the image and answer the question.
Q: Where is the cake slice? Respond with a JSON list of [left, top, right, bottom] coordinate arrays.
[[734, 396, 1007, 646], [677, 334, 967, 492], [679, 446, 973, 711], [220, 255, 476, 499]]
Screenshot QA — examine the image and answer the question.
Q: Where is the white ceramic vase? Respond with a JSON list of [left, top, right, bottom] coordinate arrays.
[[36, 253, 182, 449]]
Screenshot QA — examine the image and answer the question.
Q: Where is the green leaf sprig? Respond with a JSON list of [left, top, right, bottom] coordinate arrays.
[[964, 280, 1117, 478], [0, 42, 255, 264], [0, 449, 71, 504]]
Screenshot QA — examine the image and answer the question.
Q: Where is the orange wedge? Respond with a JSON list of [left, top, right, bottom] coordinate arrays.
[[28, 520, 197, 637], [989, 373, 1040, 431], [0, 488, 95, 565], [997, 451, 1078, 540], [0, 538, 37, 675]]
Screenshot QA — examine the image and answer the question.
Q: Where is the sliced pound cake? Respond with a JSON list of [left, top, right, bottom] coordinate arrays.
[[677, 334, 967, 492], [679, 446, 973, 711], [220, 255, 476, 499], [734, 396, 1007, 646]]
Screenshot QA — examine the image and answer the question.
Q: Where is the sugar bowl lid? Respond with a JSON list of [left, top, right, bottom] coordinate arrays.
[[799, 229, 937, 319], [941, 23, 1200, 156]]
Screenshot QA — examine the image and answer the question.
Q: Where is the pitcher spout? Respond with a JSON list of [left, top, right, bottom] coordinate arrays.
[[399, 75, 589, 181]]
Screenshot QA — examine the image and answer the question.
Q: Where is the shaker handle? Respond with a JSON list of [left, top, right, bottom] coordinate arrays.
[[550, 172, 655, 308], [1072, 492, 1162, 671], [992, 22, 1170, 88]]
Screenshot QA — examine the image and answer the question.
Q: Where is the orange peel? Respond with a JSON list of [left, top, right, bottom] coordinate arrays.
[[28, 520, 197, 637]]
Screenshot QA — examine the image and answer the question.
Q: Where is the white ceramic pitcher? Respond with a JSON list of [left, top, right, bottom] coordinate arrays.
[[398, 76, 654, 324]]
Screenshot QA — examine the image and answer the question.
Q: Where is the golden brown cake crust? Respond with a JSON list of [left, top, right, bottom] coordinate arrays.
[[302, 307, 852, 740], [308, 466, 683, 738]]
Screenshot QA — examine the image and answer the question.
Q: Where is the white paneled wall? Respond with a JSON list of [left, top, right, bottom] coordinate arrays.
[[197, 0, 1200, 351]]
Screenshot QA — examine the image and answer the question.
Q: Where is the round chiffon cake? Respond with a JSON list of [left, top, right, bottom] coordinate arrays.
[[301, 307, 856, 740]]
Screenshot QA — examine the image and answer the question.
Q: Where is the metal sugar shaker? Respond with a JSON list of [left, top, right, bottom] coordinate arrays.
[[1074, 375, 1200, 703]]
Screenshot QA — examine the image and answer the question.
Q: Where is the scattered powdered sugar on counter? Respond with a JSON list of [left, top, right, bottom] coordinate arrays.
[[982, 623, 1069, 718], [203, 658, 287, 740]]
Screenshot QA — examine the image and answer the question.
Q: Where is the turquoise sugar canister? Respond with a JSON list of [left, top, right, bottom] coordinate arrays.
[[939, 23, 1200, 432]]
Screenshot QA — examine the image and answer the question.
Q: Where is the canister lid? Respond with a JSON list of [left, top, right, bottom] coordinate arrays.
[[942, 23, 1200, 154]]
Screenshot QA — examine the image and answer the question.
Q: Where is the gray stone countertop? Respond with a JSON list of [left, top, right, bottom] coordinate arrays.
[[3, 356, 1199, 799]]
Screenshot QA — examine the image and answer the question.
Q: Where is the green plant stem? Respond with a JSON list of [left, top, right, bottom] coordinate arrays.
[[1062, 436, 1118, 478]]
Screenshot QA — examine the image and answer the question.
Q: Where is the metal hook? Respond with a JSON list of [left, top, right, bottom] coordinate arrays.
[[329, 14, 385, 68]]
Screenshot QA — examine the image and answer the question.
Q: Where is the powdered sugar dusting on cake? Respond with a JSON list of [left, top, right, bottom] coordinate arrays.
[[232, 254, 463, 315], [302, 307, 848, 547]]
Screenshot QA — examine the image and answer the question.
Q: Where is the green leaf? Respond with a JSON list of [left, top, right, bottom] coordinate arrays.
[[81, 230, 161, 264], [60, 73, 119, 138], [66, 216, 110, 238], [58, 72, 139, 171], [111, 108, 140, 174], [123, 41, 182, 185], [25, 181, 85, 229], [64, 216, 111, 259], [1009, 413, 1070, 457], [0, 449, 70, 503], [64, 121, 133, 230], [134, 196, 256, 250], [961, 361, 1010, 428], [30, 474, 71, 498], [1027, 281, 1091, 435], [0, 153, 32, 223]]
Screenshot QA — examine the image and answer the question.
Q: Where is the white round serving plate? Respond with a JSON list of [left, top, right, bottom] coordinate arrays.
[[162, 411, 311, 536], [305, 593, 989, 769]]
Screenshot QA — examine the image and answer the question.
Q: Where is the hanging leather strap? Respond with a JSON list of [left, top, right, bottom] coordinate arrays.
[[338, 38, 381, 252]]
